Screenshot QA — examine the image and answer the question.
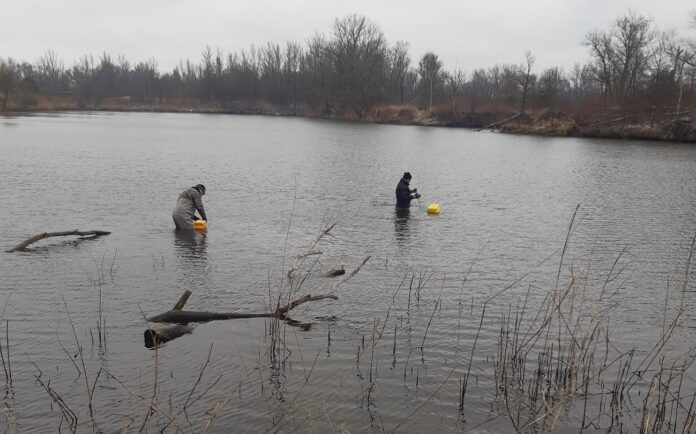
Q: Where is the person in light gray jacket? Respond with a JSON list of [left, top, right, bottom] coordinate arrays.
[[172, 184, 207, 230]]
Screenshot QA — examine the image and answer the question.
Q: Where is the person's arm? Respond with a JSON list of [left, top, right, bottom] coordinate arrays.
[[193, 192, 207, 221]]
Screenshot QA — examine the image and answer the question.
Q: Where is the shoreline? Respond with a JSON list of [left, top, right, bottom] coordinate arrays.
[[2, 103, 694, 144]]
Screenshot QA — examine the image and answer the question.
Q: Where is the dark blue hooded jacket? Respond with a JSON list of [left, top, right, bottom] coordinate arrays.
[[395, 178, 414, 209]]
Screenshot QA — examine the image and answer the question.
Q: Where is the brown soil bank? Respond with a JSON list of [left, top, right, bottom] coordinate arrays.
[[375, 107, 696, 143], [498, 110, 696, 143], [3, 96, 695, 143]]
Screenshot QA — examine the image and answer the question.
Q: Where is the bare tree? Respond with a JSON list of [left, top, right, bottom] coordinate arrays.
[[466, 68, 488, 114], [445, 68, 465, 113], [613, 12, 655, 103], [283, 41, 303, 112], [418, 52, 443, 113], [133, 58, 159, 101], [387, 41, 410, 104], [516, 50, 535, 112], [6, 11, 695, 121], [303, 33, 334, 114], [71, 55, 95, 100], [35, 49, 64, 92], [537, 67, 567, 107], [201, 46, 214, 101], [329, 14, 388, 118], [585, 11, 655, 108], [95, 52, 117, 98], [260, 42, 284, 102], [584, 29, 614, 106], [569, 63, 594, 103], [0, 59, 16, 110]]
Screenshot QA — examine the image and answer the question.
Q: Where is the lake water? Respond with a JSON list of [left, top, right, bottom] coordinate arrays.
[[1, 112, 696, 433]]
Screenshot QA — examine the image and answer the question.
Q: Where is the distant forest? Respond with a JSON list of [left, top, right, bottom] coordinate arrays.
[[1, 12, 694, 122]]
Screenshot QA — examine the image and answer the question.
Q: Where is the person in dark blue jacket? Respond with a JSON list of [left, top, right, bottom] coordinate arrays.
[[395, 172, 420, 209]]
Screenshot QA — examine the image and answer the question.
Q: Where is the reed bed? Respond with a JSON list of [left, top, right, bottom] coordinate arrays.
[[6, 210, 696, 433]]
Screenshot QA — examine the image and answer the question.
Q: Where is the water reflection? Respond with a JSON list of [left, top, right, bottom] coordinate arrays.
[[173, 230, 208, 263], [394, 208, 411, 245]]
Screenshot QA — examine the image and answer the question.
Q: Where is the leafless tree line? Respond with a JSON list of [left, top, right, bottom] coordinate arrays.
[[1, 12, 694, 117]]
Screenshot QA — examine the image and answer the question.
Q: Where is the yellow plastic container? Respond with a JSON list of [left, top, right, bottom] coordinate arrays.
[[193, 220, 207, 231], [427, 203, 441, 215]]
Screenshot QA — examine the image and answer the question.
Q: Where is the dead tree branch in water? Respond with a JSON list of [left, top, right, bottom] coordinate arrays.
[[7, 230, 111, 252], [144, 291, 338, 347], [147, 292, 338, 324], [477, 113, 522, 131], [331, 256, 371, 294], [144, 253, 367, 347]]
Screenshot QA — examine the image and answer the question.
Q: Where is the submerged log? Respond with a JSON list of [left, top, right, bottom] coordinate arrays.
[[143, 291, 337, 347], [142, 257, 366, 348], [147, 292, 338, 324], [172, 290, 192, 311], [7, 230, 111, 252], [144, 324, 195, 348], [322, 265, 345, 277]]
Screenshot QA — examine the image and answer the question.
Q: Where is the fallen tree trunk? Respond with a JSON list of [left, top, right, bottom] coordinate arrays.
[[144, 324, 195, 348], [143, 254, 362, 348], [147, 292, 338, 324], [477, 113, 522, 131], [143, 291, 338, 347], [7, 230, 111, 252], [586, 116, 628, 127]]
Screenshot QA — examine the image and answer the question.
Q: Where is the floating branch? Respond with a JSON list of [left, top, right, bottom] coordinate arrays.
[[143, 253, 362, 349], [7, 230, 111, 252], [143, 291, 337, 347], [331, 256, 371, 293], [323, 265, 345, 277], [147, 292, 338, 324], [144, 324, 195, 349]]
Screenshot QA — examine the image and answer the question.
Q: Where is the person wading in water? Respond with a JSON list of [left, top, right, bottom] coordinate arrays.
[[172, 184, 207, 230], [395, 172, 420, 209]]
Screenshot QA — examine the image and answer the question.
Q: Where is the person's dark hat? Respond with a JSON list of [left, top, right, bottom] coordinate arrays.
[[402, 172, 412, 180], [194, 184, 206, 194]]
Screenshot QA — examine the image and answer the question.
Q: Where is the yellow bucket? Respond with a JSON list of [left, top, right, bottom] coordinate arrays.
[[193, 220, 207, 231], [427, 203, 441, 215]]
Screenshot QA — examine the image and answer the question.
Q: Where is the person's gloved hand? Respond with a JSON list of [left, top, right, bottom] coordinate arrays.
[[411, 188, 418, 193], [414, 193, 421, 199]]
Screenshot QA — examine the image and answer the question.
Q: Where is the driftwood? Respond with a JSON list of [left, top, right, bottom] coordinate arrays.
[[477, 113, 522, 131], [331, 256, 370, 293], [144, 324, 194, 348], [144, 290, 195, 347], [586, 116, 628, 127], [143, 290, 338, 347], [143, 255, 369, 349], [562, 112, 582, 130], [7, 230, 111, 252], [322, 265, 345, 277], [147, 293, 338, 324]]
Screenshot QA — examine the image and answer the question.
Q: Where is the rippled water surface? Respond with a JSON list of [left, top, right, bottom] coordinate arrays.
[[1, 112, 696, 433]]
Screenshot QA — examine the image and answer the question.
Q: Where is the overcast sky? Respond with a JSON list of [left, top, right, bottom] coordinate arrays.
[[2, 0, 694, 73]]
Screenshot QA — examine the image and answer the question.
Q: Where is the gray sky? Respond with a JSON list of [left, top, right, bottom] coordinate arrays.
[[2, 0, 694, 73]]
